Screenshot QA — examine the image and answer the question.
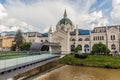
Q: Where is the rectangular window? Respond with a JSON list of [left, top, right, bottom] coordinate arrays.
[[102, 36, 104, 40], [98, 36, 99, 40], [111, 35, 115, 40], [113, 35, 115, 40], [111, 35, 112, 40], [100, 36, 101, 40]]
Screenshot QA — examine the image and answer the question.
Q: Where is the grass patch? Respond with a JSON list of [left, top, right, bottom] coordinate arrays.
[[59, 54, 120, 69]]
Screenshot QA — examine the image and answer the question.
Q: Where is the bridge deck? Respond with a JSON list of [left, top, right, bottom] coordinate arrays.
[[0, 57, 59, 80], [0, 53, 59, 73]]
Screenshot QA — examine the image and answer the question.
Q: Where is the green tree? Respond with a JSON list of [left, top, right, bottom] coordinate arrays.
[[74, 45, 82, 53], [15, 29, 23, 51], [20, 42, 32, 51], [91, 42, 110, 55]]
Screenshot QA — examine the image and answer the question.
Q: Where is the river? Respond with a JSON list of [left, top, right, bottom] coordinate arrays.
[[34, 65, 120, 80]]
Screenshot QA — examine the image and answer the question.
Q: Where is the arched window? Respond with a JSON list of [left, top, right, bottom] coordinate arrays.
[[79, 38, 83, 41], [84, 44, 89, 48], [84, 44, 90, 53], [85, 38, 90, 41], [72, 38, 75, 41], [111, 44, 116, 50], [78, 45, 82, 50]]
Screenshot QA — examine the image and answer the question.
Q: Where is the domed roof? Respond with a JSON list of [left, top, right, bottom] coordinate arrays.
[[57, 10, 73, 26], [59, 17, 73, 26]]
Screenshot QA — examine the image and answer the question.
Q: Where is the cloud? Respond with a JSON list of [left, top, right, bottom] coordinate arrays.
[[90, 11, 109, 27], [0, 4, 7, 19], [77, 11, 109, 30], [0, 3, 34, 32], [111, 0, 120, 25], [0, 18, 34, 32], [0, 0, 109, 32]]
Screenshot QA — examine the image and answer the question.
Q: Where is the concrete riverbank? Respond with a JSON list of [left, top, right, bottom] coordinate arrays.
[[34, 65, 120, 80]]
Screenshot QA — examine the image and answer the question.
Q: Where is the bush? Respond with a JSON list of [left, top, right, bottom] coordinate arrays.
[[91, 42, 110, 55], [20, 42, 32, 51], [70, 52, 76, 55], [75, 54, 88, 59], [74, 45, 82, 53]]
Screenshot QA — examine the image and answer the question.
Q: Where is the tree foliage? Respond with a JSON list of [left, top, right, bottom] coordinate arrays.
[[91, 42, 110, 55], [15, 29, 23, 50], [20, 42, 32, 51], [74, 45, 82, 53]]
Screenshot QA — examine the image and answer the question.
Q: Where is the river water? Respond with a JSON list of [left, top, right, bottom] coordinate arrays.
[[35, 65, 120, 80]]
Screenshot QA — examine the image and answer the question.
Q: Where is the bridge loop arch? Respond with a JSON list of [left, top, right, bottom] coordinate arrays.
[[29, 42, 61, 54]]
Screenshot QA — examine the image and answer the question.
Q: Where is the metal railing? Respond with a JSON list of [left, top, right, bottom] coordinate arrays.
[[0, 52, 60, 73]]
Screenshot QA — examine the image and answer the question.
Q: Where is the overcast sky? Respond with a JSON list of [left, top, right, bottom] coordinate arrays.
[[0, 0, 119, 33]]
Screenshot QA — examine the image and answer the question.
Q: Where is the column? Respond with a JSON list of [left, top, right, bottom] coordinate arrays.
[[106, 25, 108, 47], [75, 25, 78, 47], [67, 31, 70, 53], [89, 29, 92, 52], [48, 26, 52, 42]]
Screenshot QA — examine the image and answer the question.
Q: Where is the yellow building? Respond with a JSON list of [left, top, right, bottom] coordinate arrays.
[[0, 36, 15, 51]]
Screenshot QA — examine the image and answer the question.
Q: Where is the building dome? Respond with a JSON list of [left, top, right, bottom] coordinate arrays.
[[56, 10, 74, 32], [58, 17, 73, 26]]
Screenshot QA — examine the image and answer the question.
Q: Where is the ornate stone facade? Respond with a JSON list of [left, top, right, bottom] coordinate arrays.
[[23, 10, 120, 54]]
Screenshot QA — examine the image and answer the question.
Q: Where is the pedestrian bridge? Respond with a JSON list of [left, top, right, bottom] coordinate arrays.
[[0, 53, 59, 73], [0, 42, 61, 80], [29, 42, 61, 54]]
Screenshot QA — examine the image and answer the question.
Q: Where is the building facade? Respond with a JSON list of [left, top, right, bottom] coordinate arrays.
[[23, 11, 120, 53], [1, 10, 120, 53], [0, 32, 16, 51], [23, 10, 120, 53]]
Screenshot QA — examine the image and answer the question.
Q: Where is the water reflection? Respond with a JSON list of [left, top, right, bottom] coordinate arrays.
[[37, 65, 120, 80]]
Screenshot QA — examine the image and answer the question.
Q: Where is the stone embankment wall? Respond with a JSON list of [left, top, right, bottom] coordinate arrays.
[[13, 61, 63, 80]]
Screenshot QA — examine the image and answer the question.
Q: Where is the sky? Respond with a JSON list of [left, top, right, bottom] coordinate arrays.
[[0, 0, 119, 33]]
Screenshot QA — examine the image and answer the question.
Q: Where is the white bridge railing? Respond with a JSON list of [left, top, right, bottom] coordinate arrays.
[[0, 53, 60, 73]]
